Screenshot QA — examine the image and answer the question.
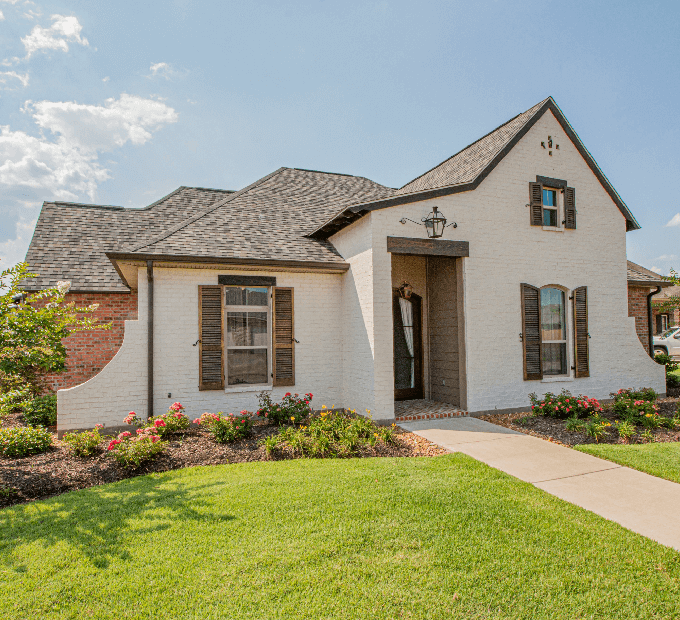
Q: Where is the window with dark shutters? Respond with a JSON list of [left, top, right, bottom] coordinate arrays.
[[529, 182, 543, 226], [564, 187, 576, 229], [572, 286, 589, 378], [521, 283, 543, 380], [272, 287, 295, 386], [198, 285, 224, 390]]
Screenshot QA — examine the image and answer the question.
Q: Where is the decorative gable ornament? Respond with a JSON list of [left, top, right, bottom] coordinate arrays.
[[399, 206, 457, 239]]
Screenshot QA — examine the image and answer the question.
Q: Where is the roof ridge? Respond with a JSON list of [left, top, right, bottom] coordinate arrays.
[[182, 186, 235, 193], [398, 97, 550, 191], [50, 201, 126, 211], [127, 168, 287, 253]]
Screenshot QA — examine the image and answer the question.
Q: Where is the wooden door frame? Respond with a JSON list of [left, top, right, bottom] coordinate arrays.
[[393, 289, 424, 401]]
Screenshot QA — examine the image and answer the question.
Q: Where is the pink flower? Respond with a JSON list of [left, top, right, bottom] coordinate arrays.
[[154, 419, 166, 428], [107, 439, 121, 451], [118, 431, 132, 439], [95, 424, 104, 429], [285, 392, 292, 397], [136, 428, 145, 435], [150, 435, 160, 443]]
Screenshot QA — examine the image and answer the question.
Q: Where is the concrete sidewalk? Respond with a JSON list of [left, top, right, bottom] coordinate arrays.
[[401, 417, 680, 551]]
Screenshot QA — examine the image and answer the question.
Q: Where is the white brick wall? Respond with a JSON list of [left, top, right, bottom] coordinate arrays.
[[58, 266, 345, 430], [354, 108, 664, 415]]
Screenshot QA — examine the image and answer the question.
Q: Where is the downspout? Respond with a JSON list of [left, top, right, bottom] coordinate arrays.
[[647, 285, 662, 358], [147, 260, 154, 419]]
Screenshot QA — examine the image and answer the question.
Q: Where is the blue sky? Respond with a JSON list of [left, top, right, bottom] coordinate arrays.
[[0, 0, 678, 273]]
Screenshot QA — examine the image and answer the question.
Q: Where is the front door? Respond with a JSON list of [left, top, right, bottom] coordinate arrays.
[[393, 290, 423, 400]]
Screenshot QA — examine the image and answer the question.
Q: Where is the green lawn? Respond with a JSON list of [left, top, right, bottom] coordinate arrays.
[[576, 442, 680, 484], [2, 456, 679, 619]]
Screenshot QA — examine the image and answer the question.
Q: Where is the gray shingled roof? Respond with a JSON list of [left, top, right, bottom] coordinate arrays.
[[126, 168, 396, 262], [397, 99, 549, 194], [627, 261, 672, 286], [24, 187, 234, 292], [24, 170, 395, 291]]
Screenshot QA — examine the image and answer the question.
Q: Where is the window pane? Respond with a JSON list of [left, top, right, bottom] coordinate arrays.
[[542, 343, 567, 375], [543, 189, 556, 206], [227, 312, 267, 346], [224, 287, 268, 306], [227, 349, 268, 385], [543, 208, 557, 226], [540, 288, 565, 340]]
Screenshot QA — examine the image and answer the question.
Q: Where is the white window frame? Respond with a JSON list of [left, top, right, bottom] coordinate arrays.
[[223, 286, 272, 392], [539, 285, 571, 380], [542, 187, 561, 230], [660, 314, 669, 333]]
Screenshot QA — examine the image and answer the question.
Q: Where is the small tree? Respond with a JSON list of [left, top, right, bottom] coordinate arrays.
[[0, 261, 109, 395]]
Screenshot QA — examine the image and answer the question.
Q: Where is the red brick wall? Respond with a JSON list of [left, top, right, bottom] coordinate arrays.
[[628, 285, 651, 354], [41, 291, 138, 391]]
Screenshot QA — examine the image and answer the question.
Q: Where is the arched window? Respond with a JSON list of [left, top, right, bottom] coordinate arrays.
[[540, 287, 567, 375]]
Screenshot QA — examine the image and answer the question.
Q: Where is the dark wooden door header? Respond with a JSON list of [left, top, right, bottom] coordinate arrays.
[[387, 236, 469, 257]]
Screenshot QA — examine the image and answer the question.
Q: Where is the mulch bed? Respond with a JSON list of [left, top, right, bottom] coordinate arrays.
[[0, 413, 447, 509], [479, 396, 680, 447]]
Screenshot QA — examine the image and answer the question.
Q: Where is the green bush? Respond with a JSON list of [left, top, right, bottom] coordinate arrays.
[[21, 393, 57, 427], [257, 392, 312, 425], [583, 415, 611, 443], [612, 387, 658, 403], [615, 419, 636, 442], [194, 412, 253, 443], [0, 385, 30, 417], [62, 426, 103, 457], [0, 425, 52, 457], [613, 394, 662, 426], [262, 409, 396, 458], [528, 390, 602, 419], [148, 403, 190, 437], [654, 353, 679, 390], [107, 434, 165, 468], [564, 416, 585, 432]]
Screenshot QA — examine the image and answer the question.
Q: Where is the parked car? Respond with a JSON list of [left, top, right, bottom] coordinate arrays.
[[653, 326, 680, 358]]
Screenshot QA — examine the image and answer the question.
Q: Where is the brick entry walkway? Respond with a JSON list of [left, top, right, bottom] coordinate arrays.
[[394, 399, 468, 423]]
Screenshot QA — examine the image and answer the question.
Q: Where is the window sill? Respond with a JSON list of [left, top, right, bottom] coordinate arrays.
[[541, 376, 573, 383], [224, 384, 272, 394], [542, 226, 563, 232]]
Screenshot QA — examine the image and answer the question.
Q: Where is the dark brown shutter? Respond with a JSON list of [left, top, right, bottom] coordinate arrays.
[[198, 285, 224, 390], [573, 286, 589, 378], [272, 287, 295, 386], [564, 186, 576, 229], [521, 283, 542, 380], [529, 182, 543, 226]]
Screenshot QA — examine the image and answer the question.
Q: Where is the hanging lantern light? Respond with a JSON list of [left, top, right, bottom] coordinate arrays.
[[399, 281, 413, 299], [399, 206, 457, 238]]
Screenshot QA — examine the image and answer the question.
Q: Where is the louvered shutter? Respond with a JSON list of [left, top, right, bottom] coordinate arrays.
[[521, 283, 542, 380], [564, 186, 576, 229], [198, 285, 224, 390], [272, 287, 295, 386], [529, 182, 543, 226], [573, 286, 589, 378]]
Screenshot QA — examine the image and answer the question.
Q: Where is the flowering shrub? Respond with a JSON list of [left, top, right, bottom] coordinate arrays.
[[125, 403, 189, 437], [261, 408, 396, 458], [528, 390, 602, 419], [21, 394, 57, 427], [0, 425, 52, 457], [62, 424, 103, 457], [256, 392, 313, 425], [194, 411, 253, 443], [612, 387, 658, 403], [612, 393, 662, 427], [108, 413, 165, 467], [615, 419, 636, 443]]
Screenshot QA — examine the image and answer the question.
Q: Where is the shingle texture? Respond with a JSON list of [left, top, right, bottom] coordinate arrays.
[[127, 168, 395, 263], [627, 260, 669, 285], [24, 187, 233, 292], [24, 170, 395, 291], [397, 99, 548, 194]]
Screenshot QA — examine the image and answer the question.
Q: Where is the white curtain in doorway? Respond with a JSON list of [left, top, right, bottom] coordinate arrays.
[[399, 297, 414, 387]]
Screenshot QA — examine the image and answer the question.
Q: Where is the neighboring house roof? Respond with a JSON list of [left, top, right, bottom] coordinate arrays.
[[310, 97, 640, 238], [24, 187, 234, 292], [626, 261, 673, 287], [25, 170, 395, 291]]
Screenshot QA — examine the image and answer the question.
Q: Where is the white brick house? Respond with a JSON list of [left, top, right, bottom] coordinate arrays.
[[24, 97, 664, 432]]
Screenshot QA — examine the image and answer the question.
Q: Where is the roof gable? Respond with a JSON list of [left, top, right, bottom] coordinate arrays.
[[310, 97, 639, 238]]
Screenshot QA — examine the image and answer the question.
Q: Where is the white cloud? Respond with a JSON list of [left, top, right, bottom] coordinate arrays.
[[0, 217, 37, 268], [148, 62, 187, 80], [0, 94, 177, 200], [667, 213, 680, 227], [654, 254, 678, 262], [0, 10, 4, 20], [0, 70, 29, 87], [21, 14, 89, 59], [28, 94, 179, 154], [22, 9, 42, 20], [651, 266, 663, 274], [102, 76, 109, 82]]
